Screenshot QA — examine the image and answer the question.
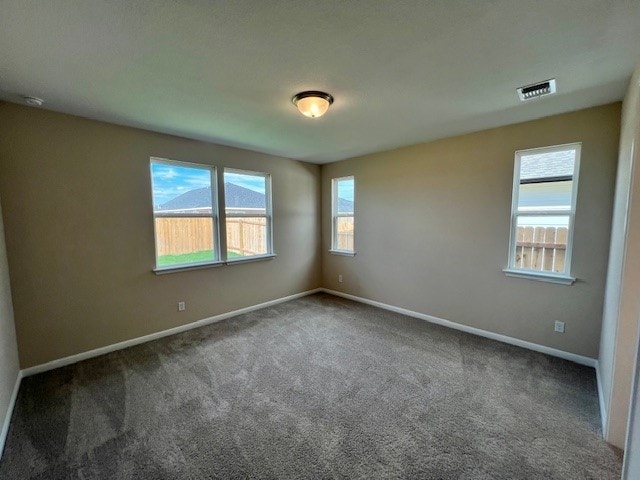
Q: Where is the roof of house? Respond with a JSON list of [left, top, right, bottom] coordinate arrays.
[[520, 149, 575, 181], [337, 198, 354, 213], [159, 183, 264, 211], [159, 187, 212, 211], [222, 183, 266, 209], [158, 182, 354, 212]]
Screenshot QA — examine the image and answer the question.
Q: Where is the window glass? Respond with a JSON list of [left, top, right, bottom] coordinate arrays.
[[332, 176, 355, 253], [224, 170, 272, 259], [518, 181, 573, 211], [151, 160, 218, 269], [224, 171, 267, 214], [513, 215, 570, 273], [519, 150, 575, 182], [507, 144, 579, 277], [336, 177, 354, 214]]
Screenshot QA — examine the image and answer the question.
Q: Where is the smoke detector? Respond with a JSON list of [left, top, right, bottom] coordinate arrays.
[[517, 79, 556, 101], [23, 96, 44, 107]]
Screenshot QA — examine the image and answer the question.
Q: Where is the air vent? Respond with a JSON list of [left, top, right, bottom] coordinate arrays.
[[517, 79, 556, 101]]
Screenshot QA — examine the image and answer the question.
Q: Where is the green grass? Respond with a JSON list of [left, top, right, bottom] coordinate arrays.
[[157, 250, 242, 267]]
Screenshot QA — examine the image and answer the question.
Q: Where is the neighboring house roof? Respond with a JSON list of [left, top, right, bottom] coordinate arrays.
[[159, 182, 355, 212], [159, 186, 212, 211], [338, 198, 354, 212], [223, 183, 265, 209], [158, 183, 264, 211], [520, 150, 575, 181]]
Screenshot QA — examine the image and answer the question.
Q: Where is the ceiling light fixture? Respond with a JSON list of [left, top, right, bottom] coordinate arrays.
[[292, 91, 334, 118]]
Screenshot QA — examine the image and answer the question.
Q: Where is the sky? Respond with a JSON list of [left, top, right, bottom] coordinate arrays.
[[224, 172, 266, 195], [151, 163, 266, 206], [151, 162, 355, 207], [337, 178, 354, 203]]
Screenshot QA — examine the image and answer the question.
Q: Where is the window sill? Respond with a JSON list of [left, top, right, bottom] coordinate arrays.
[[226, 253, 277, 265], [329, 249, 356, 257], [154, 261, 225, 275], [502, 268, 576, 285]]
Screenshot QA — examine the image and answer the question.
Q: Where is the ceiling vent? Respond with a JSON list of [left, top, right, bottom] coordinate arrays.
[[517, 79, 556, 101]]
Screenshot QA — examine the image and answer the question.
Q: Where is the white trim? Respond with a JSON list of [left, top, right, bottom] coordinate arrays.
[[596, 360, 608, 434], [153, 261, 225, 275], [622, 319, 640, 479], [514, 141, 583, 156], [5, 286, 601, 461], [0, 370, 22, 461], [331, 175, 355, 253], [329, 250, 356, 257], [226, 254, 276, 265], [150, 157, 221, 269], [507, 142, 581, 277], [502, 268, 576, 285], [321, 288, 597, 367], [21, 288, 322, 377], [223, 168, 274, 258]]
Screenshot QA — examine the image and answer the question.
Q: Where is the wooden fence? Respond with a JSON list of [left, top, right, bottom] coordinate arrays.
[[155, 217, 213, 256], [514, 225, 568, 272], [155, 217, 267, 257], [226, 217, 267, 256], [335, 217, 354, 251], [155, 218, 562, 270]]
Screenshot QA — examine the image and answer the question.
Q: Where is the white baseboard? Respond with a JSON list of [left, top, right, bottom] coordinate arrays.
[[0, 370, 22, 461], [22, 288, 322, 378], [322, 288, 597, 368], [17, 284, 597, 380], [595, 361, 608, 434], [4, 286, 603, 460]]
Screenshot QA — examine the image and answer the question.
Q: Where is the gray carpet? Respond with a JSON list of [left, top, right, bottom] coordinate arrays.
[[0, 293, 622, 479]]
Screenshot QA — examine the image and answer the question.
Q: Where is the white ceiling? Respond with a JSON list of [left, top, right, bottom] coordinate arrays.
[[1, 1, 639, 164]]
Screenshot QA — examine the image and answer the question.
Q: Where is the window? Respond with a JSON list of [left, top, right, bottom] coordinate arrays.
[[505, 143, 581, 284], [331, 176, 355, 255], [224, 169, 273, 260], [150, 158, 220, 270]]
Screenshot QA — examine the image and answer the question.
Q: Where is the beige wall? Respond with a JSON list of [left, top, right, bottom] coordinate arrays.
[[600, 65, 640, 448], [0, 102, 321, 368], [0, 197, 20, 455], [0, 100, 624, 402], [322, 103, 620, 359]]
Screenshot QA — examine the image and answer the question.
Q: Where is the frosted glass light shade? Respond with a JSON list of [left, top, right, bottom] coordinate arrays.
[[292, 91, 334, 118]]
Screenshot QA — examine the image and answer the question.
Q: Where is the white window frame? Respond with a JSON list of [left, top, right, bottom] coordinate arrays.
[[330, 175, 355, 256], [503, 143, 581, 285], [150, 157, 221, 273], [223, 168, 274, 263]]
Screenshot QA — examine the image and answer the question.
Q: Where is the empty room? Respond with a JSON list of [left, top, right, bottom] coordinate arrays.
[[1, 1, 640, 479]]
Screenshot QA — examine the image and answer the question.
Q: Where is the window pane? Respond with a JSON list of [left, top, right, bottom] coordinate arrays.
[[154, 217, 215, 267], [224, 171, 267, 215], [226, 217, 267, 258], [513, 215, 570, 273], [519, 148, 576, 182], [151, 163, 212, 215], [335, 216, 354, 251], [151, 159, 218, 269], [336, 178, 354, 214], [518, 180, 573, 211]]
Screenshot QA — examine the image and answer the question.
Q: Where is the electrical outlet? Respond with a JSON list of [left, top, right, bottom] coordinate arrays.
[[178, 301, 186, 312], [338, 274, 343, 283], [554, 321, 565, 333]]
